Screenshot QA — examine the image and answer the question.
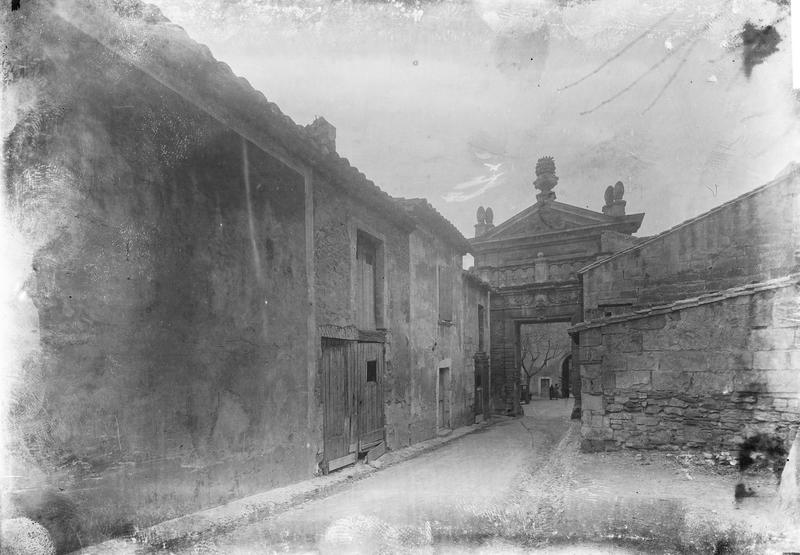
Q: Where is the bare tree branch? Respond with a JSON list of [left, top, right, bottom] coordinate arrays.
[[519, 329, 569, 391]]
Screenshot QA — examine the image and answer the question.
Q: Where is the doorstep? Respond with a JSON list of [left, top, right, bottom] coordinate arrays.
[[75, 418, 495, 554]]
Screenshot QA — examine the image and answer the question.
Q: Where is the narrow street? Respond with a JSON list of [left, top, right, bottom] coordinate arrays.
[[171, 399, 575, 554], [161, 396, 797, 555]]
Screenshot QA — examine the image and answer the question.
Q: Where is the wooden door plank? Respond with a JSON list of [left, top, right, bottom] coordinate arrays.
[[327, 452, 357, 473]]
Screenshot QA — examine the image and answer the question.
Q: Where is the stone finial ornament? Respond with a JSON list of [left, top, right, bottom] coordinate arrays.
[[534, 156, 558, 203], [604, 185, 614, 206], [602, 180, 627, 217], [613, 181, 625, 201], [474, 206, 495, 238]]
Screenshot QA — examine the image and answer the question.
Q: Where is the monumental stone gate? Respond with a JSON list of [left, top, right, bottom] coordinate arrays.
[[470, 157, 645, 416]]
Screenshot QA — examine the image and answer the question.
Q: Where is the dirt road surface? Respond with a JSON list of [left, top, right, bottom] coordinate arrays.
[[159, 398, 799, 554]]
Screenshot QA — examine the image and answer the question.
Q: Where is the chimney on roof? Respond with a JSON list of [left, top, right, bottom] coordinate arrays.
[[602, 181, 627, 217], [475, 206, 495, 237], [306, 116, 336, 154]]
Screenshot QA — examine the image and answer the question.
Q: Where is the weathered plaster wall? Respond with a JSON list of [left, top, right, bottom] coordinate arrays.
[[404, 231, 484, 445], [5, 11, 313, 550], [578, 282, 800, 454], [582, 171, 800, 315], [463, 277, 490, 417], [313, 179, 412, 450]]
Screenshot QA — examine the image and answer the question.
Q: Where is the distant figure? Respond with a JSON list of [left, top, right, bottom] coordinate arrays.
[[548, 384, 555, 399]]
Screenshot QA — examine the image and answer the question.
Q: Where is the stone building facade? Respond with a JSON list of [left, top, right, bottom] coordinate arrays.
[[397, 199, 491, 442], [574, 166, 800, 453], [3, 0, 489, 550], [470, 157, 644, 416]]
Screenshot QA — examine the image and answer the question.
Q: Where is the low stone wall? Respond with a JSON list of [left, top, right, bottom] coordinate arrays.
[[577, 279, 800, 453]]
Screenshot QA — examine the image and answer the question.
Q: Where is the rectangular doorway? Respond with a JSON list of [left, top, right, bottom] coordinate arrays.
[[321, 339, 385, 473], [438, 366, 451, 431]]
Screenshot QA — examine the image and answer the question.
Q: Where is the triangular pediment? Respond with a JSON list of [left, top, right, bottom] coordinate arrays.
[[480, 201, 617, 240]]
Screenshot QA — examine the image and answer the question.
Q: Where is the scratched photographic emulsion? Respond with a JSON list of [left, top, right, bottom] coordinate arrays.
[[2, 0, 800, 553]]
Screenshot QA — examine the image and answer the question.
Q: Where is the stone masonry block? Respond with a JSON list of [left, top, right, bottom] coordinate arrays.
[[707, 351, 753, 372], [626, 352, 660, 371], [652, 371, 691, 391], [750, 294, 774, 328], [633, 414, 659, 426], [591, 414, 605, 428], [753, 350, 790, 371], [602, 370, 616, 390], [583, 376, 603, 394], [604, 331, 643, 353], [582, 394, 605, 413], [690, 371, 734, 392], [582, 328, 603, 347], [601, 353, 627, 372], [666, 397, 688, 408], [615, 371, 651, 390], [629, 315, 667, 330], [658, 351, 708, 373], [579, 345, 606, 363], [766, 370, 800, 393], [642, 330, 678, 351], [581, 363, 602, 379], [773, 297, 800, 328], [732, 370, 770, 393], [791, 350, 800, 370], [748, 328, 795, 351]]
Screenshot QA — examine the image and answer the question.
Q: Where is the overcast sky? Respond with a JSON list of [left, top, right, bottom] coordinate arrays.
[[154, 0, 798, 239]]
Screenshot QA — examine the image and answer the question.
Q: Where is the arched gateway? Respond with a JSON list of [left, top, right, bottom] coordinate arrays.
[[470, 157, 644, 417]]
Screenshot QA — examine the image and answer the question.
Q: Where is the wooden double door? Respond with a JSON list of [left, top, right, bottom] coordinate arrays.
[[321, 339, 385, 472]]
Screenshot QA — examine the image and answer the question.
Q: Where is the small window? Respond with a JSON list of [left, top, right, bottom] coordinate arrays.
[[356, 232, 380, 329], [366, 360, 377, 382], [438, 266, 453, 322]]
